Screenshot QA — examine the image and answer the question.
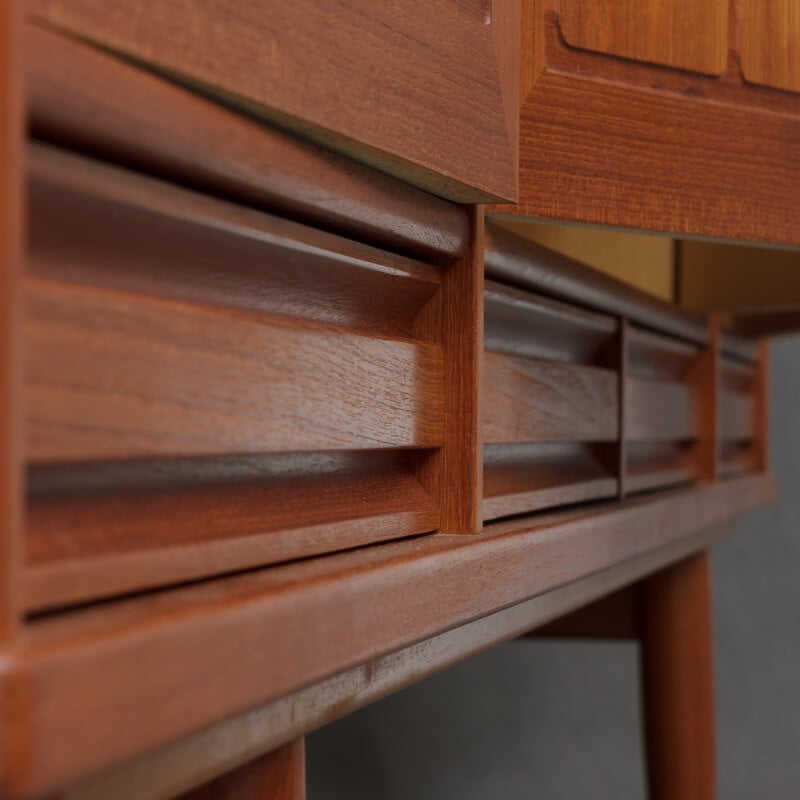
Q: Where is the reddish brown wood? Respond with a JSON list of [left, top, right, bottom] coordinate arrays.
[[3, 474, 773, 797], [483, 353, 618, 444], [484, 279, 616, 364], [527, 585, 641, 639], [179, 740, 305, 800], [28, 2, 518, 202], [484, 223, 708, 344], [627, 326, 700, 381], [28, 143, 442, 340], [492, 1, 800, 245], [26, 24, 469, 261], [0, 0, 22, 642], [641, 552, 715, 800], [483, 443, 617, 520], [741, 1, 800, 94], [626, 442, 698, 496], [25, 452, 438, 612], [66, 523, 739, 800], [26, 276, 443, 461], [690, 319, 721, 481], [560, 0, 728, 75], [417, 207, 484, 533]]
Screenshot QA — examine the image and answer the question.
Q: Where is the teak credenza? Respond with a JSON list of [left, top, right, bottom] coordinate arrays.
[[0, 4, 785, 799]]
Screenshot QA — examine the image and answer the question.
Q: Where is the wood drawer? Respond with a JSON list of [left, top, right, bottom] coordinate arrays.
[[482, 222, 768, 521], [24, 144, 449, 611], [483, 280, 620, 520]]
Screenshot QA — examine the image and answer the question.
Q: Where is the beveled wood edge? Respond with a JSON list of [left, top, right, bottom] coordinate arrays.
[[1, 473, 774, 798], [64, 517, 739, 800], [27, 23, 469, 261]]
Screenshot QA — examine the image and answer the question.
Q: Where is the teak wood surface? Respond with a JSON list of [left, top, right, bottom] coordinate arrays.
[[0, 10, 781, 799], [27, 1, 519, 203], [492, 0, 800, 245]]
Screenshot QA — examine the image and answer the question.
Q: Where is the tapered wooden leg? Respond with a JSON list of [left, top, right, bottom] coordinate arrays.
[[180, 738, 306, 800], [640, 553, 714, 800]]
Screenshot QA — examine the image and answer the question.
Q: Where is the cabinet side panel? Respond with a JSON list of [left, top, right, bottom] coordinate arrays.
[[0, 0, 22, 641]]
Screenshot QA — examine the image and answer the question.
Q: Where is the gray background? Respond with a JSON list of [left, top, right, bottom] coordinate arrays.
[[307, 334, 800, 799]]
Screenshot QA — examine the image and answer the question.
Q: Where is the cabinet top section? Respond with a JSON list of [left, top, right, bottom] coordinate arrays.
[[492, 0, 800, 247], [28, 0, 520, 204]]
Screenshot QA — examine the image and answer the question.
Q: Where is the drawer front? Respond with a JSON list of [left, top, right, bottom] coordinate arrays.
[[24, 144, 448, 610], [483, 281, 620, 520]]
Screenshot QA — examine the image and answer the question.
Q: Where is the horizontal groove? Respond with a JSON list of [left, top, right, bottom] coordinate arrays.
[[26, 451, 438, 612], [483, 442, 617, 520], [484, 279, 616, 363], [485, 221, 709, 346], [627, 325, 701, 380], [13, 475, 773, 797], [27, 23, 468, 261], [483, 352, 619, 443], [29, 142, 441, 340], [26, 277, 444, 461], [626, 441, 698, 494]]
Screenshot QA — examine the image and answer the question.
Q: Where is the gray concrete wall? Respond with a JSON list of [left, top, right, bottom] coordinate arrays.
[[308, 335, 800, 799]]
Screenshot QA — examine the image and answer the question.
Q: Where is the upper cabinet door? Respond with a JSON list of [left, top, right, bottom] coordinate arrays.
[[559, 0, 728, 75], [27, 1, 519, 203], [494, 0, 800, 247], [741, 1, 800, 94]]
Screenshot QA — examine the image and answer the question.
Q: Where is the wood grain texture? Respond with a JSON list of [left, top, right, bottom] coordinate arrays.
[[27, 24, 469, 261], [3, 475, 773, 798], [29, 143, 441, 340], [741, 0, 800, 94], [483, 352, 618, 443], [25, 453, 438, 612], [179, 740, 305, 800], [26, 277, 443, 462], [485, 222, 708, 345], [484, 279, 616, 364], [493, 1, 800, 245], [0, 0, 22, 643], [62, 522, 738, 800], [417, 207, 484, 533], [559, 0, 728, 75], [641, 552, 715, 800], [28, 1, 518, 202], [483, 443, 617, 520]]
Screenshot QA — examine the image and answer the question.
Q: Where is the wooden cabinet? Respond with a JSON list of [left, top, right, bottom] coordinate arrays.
[[26, 0, 519, 203], [494, 0, 800, 246], [0, 5, 781, 800]]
